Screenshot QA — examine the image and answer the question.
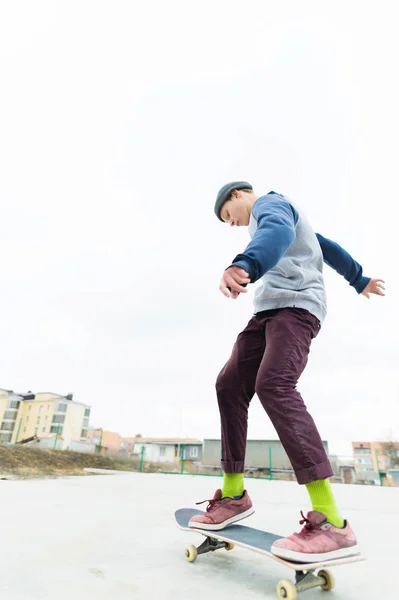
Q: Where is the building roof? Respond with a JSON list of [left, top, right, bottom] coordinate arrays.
[[87, 429, 121, 436], [0, 389, 90, 408], [26, 393, 90, 408]]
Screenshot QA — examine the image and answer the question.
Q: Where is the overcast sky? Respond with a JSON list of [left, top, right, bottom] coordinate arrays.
[[0, 1, 397, 456]]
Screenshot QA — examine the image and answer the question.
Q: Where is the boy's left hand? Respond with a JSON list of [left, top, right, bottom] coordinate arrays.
[[219, 266, 251, 299], [361, 278, 385, 299]]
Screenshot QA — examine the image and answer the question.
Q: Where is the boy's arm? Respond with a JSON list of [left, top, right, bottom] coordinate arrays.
[[228, 197, 298, 282], [316, 233, 371, 293]]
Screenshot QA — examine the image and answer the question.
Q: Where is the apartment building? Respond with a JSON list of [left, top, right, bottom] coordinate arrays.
[[352, 441, 399, 481], [0, 389, 91, 448]]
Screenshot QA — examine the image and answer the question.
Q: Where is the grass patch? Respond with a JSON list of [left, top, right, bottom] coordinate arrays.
[[0, 445, 140, 479]]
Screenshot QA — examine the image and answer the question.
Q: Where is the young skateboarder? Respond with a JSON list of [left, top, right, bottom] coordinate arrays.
[[189, 181, 385, 562]]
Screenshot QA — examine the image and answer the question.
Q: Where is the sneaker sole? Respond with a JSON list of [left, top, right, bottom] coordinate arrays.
[[188, 507, 255, 531], [271, 543, 361, 563]]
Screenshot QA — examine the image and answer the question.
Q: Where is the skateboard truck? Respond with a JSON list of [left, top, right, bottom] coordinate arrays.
[[185, 535, 235, 561], [277, 569, 335, 599]]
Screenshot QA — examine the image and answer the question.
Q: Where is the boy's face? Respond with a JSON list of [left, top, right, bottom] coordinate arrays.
[[220, 192, 251, 227]]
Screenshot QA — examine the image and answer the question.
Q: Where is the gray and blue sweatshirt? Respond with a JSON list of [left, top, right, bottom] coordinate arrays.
[[230, 192, 370, 324]]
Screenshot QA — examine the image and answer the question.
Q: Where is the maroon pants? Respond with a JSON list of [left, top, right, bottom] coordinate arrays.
[[216, 308, 333, 484]]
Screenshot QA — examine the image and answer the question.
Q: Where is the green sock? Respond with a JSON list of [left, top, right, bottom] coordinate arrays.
[[222, 473, 245, 499], [305, 479, 344, 528]]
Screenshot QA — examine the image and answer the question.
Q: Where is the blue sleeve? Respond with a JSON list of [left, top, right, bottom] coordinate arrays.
[[316, 233, 370, 294], [229, 197, 298, 282]]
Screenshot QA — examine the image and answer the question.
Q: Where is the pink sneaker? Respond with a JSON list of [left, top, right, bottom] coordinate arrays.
[[189, 489, 255, 530], [271, 511, 360, 562]]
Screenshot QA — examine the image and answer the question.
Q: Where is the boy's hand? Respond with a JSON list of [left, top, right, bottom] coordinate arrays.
[[361, 278, 385, 299], [219, 266, 251, 299]]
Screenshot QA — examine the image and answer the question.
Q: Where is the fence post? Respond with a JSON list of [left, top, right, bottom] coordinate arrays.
[[268, 447, 273, 480], [54, 424, 61, 449], [180, 444, 185, 474], [140, 446, 145, 472], [375, 449, 383, 486], [97, 428, 103, 455]]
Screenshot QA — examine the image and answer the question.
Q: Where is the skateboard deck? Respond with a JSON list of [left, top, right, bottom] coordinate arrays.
[[175, 508, 365, 600]]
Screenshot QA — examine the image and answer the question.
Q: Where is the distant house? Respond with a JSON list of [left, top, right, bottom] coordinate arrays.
[[329, 454, 356, 484], [86, 429, 122, 455], [132, 438, 202, 464], [120, 437, 137, 456]]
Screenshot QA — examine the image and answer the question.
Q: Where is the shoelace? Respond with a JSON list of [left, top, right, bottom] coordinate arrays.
[[298, 511, 318, 539], [196, 497, 223, 513]]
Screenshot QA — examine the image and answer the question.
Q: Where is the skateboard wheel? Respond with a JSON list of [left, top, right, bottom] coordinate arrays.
[[276, 580, 297, 600], [225, 543, 235, 551], [185, 545, 198, 562], [317, 569, 335, 591]]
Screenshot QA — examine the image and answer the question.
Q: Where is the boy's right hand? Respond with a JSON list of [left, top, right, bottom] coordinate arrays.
[[361, 278, 385, 299], [219, 266, 251, 299]]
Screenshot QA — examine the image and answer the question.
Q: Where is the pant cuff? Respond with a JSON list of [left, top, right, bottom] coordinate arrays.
[[295, 460, 334, 485], [221, 460, 245, 473]]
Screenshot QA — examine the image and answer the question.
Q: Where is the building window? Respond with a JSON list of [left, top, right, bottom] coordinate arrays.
[[39, 406, 43, 414], [81, 429, 88, 439], [56, 403, 67, 413], [160, 447, 166, 457], [189, 446, 199, 458], [1, 422, 15, 431], [82, 418, 89, 428], [37, 417, 41, 425], [354, 448, 371, 455], [34, 428, 38, 435], [0, 433, 12, 442], [356, 457, 372, 465], [50, 425, 63, 434], [52, 415, 65, 424], [84, 408, 90, 417], [42, 427, 46, 433], [3, 411, 17, 420], [92, 435, 101, 444], [7, 400, 20, 409]]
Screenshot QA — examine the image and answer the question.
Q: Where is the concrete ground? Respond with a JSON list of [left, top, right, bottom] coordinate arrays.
[[0, 471, 398, 600]]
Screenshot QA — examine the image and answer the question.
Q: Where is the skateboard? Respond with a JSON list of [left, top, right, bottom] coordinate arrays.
[[175, 508, 365, 600]]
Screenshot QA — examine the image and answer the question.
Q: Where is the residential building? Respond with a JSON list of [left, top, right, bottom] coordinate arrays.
[[0, 389, 25, 443], [133, 438, 202, 464], [0, 389, 90, 448], [352, 441, 399, 482], [329, 454, 356, 484], [387, 469, 399, 486], [86, 429, 122, 455], [120, 436, 138, 456]]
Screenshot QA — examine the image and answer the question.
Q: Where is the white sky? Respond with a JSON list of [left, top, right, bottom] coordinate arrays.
[[0, 1, 397, 456]]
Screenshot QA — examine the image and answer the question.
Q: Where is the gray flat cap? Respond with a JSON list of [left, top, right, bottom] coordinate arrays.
[[214, 181, 253, 221]]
